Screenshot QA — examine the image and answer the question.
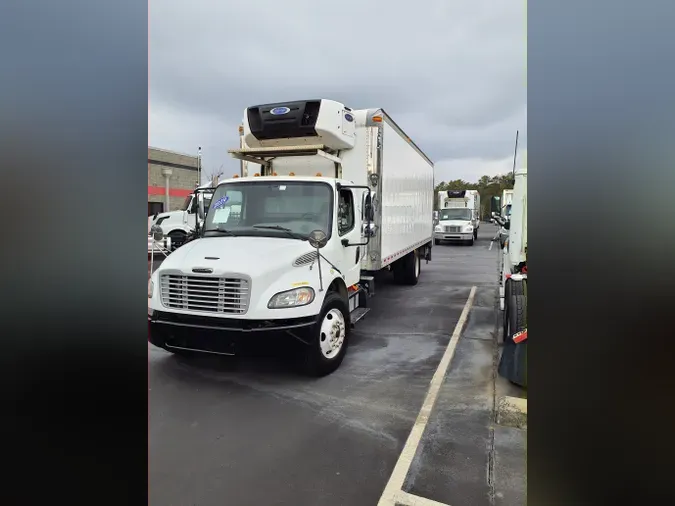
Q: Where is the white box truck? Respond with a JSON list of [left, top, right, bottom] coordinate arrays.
[[149, 182, 216, 250], [148, 99, 434, 376], [434, 189, 481, 245]]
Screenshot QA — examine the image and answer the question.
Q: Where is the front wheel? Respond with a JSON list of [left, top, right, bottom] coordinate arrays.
[[302, 291, 350, 377], [168, 230, 188, 250], [434, 238, 441, 246], [473, 228, 478, 240]]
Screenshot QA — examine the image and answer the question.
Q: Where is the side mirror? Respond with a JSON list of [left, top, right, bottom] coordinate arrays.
[[150, 225, 164, 241], [308, 229, 328, 249]]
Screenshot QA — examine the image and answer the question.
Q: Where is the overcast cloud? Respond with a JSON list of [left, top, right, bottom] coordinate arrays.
[[150, 0, 526, 184]]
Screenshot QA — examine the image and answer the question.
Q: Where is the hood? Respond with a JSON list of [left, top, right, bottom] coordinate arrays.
[[157, 210, 185, 219], [158, 236, 314, 277]]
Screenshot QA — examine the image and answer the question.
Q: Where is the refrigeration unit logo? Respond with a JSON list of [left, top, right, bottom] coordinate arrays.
[[270, 107, 290, 115]]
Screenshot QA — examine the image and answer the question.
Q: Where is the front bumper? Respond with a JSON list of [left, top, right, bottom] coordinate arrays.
[[148, 310, 318, 355], [435, 231, 473, 241]]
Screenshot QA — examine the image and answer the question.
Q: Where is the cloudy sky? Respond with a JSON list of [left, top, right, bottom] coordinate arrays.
[[150, 0, 526, 184]]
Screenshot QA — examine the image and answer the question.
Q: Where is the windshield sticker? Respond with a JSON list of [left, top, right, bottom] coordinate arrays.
[[279, 185, 286, 191], [212, 196, 229, 209], [212, 208, 231, 224]]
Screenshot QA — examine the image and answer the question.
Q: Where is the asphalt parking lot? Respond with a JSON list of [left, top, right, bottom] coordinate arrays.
[[148, 224, 525, 506]]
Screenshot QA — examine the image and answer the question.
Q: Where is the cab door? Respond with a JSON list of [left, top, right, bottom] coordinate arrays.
[[335, 187, 363, 287]]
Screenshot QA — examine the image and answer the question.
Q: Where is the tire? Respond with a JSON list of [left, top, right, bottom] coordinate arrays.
[[302, 291, 350, 377], [434, 238, 441, 246], [505, 294, 527, 387], [502, 279, 525, 341], [393, 249, 420, 286], [473, 228, 478, 240], [466, 236, 474, 246], [168, 230, 187, 250]]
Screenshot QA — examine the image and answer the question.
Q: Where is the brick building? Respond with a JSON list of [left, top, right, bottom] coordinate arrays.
[[148, 146, 200, 216]]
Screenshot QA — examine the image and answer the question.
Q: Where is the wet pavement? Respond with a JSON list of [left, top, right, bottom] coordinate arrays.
[[148, 224, 526, 506]]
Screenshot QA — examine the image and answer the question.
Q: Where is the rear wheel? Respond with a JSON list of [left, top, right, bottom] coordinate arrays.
[[505, 294, 527, 387], [502, 279, 525, 342], [302, 291, 350, 377], [393, 249, 420, 286]]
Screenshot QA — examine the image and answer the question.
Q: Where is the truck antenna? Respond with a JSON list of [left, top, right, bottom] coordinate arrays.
[[511, 130, 519, 183]]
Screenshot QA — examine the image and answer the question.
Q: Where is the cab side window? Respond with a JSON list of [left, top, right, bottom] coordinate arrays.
[[338, 189, 355, 236]]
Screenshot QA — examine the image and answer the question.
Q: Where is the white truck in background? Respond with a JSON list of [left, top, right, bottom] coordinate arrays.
[[148, 99, 434, 376], [434, 189, 481, 246], [149, 182, 216, 250], [497, 166, 527, 387]]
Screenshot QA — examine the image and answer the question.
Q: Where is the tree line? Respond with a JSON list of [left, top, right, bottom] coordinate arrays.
[[434, 173, 514, 218]]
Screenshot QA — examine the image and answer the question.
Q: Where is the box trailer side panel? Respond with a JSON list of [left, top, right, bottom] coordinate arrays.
[[379, 118, 434, 267]]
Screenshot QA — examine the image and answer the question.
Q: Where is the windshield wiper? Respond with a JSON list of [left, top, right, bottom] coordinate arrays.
[[252, 225, 307, 240], [204, 226, 236, 236]]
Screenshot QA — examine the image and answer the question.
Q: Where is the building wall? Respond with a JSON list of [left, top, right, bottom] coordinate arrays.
[[148, 147, 200, 214]]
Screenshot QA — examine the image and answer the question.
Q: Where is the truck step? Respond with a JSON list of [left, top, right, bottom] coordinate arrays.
[[350, 307, 371, 327]]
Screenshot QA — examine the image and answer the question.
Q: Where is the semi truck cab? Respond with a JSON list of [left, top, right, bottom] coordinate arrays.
[[150, 184, 215, 249]]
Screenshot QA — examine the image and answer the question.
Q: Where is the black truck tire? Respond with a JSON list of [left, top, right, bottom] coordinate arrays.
[[502, 279, 525, 342], [393, 249, 420, 286], [168, 230, 187, 250], [504, 294, 527, 387], [302, 291, 350, 377]]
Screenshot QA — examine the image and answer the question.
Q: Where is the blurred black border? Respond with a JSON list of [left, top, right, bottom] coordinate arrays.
[[0, 1, 148, 504], [2, 0, 675, 504], [529, 0, 675, 503]]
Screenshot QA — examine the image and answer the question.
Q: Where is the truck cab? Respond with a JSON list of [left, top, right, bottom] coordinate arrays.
[[434, 189, 480, 246], [150, 183, 215, 249]]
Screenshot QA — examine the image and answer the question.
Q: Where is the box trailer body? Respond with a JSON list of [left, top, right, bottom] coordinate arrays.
[[148, 99, 434, 376], [434, 189, 481, 245]]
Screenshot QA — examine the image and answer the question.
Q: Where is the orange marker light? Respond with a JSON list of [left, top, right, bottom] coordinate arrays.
[[372, 116, 383, 122], [233, 174, 239, 178], [315, 172, 322, 177], [289, 172, 295, 176], [254, 173, 260, 177], [238, 125, 244, 134], [273, 172, 278, 176]]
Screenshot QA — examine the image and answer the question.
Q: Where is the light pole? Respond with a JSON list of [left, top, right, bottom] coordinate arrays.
[[197, 146, 202, 187]]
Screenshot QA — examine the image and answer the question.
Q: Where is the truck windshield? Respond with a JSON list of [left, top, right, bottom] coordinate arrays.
[[182, 193, 213, 212], [439, 208, 472, 221], [203, 181, 333, 240]]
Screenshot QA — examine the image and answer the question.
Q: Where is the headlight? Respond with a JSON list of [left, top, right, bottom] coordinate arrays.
[[435, 226, 442, 232], [464, 225, 474, 232], [268, 287, 315, 309], [148, 279, 154, 298]]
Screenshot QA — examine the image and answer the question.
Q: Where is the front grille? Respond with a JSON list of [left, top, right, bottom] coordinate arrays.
[[160, 274, 250, 314], [444, 226, 461, 233]]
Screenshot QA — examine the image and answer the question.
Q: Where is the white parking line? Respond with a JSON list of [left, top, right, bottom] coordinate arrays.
[[376, 286, 477, 506], [395, 490, 452, 506]]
